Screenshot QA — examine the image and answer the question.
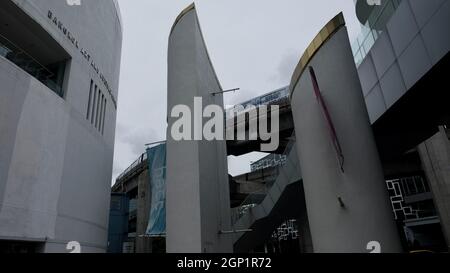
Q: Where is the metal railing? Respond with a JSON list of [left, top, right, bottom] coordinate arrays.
[[115, 141, 167, 185], [0, 33, 63, 96], [387, 175, 437, 221], [116, 152, 148, 183], [352, 0, 402, 66], [225, 87, 289, 119], [397, 176, 430, 197], [231, 135, 297, 225]]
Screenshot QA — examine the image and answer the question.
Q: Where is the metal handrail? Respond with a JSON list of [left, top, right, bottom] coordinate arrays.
[[232, 134, 296, 224], [116, 152, 148, 182], [116, 142, 167, 183], [0, 33, 55, 78], [115, 141, 168, 183], [225, 87, 289, 117]]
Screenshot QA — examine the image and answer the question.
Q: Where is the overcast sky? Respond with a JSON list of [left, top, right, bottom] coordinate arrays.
[[112, 0, 362, 182]]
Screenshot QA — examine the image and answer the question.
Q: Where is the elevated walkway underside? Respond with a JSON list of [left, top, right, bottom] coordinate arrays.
[[229, 52, 450, 252], [231, 141, 304, 252]]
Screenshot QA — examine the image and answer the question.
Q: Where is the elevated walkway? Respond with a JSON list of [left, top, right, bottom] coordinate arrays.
[[231, 139, 306, 252]]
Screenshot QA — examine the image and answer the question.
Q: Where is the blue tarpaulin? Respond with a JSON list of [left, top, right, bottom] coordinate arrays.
[[145, 143, 166, 236]]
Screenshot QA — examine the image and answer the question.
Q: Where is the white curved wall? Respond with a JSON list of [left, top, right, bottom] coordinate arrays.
[[290, 26, 402, 253], [0, 0, 122, 252], [166, 5, 232, 253]]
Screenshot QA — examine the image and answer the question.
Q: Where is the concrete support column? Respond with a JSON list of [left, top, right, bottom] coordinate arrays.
[[136, 169, 152, 253], [298, 213, 313, 253], [166, 4, 232, 253], [418, 126, 450, 251], [289, 15, 402, 252]]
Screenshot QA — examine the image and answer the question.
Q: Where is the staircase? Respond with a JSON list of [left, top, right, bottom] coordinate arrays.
[[231, 140, 305, 252]]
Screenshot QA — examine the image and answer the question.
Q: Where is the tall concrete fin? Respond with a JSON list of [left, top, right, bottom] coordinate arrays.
[[166, 3, 232, 253], [289, 13, 402, 253]]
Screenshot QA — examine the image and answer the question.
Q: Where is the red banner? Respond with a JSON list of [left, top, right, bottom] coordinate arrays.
[[309, 66, 345, 172]]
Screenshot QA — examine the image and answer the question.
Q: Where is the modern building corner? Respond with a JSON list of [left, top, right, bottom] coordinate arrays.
[[2, 0, 450, 257], [0, 0, 123, 253]]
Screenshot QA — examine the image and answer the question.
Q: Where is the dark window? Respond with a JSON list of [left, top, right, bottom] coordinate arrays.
[[0, 1, 70, 97], [91, 85, 98, 125], [87, 80, 94, 119], [0, 241, 44, 253], [102, 97, 107, 134], [95, 89, 101, 129], [99, 93, 105, 132]]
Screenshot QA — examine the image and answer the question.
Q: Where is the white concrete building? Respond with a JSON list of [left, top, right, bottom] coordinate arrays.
[[166, 4, 233, 253], [0, 0, 122, 253]]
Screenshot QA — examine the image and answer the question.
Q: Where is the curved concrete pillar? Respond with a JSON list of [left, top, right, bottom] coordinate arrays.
[[166, 4, 232, 253], [289, 14, 402, 253]]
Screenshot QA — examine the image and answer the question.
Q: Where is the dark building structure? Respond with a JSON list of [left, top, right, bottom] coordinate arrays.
[[107, 193, 129, 253]]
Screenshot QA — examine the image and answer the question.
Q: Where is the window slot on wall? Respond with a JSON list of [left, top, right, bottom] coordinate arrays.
[[95, 89, 101, 129], [102, 98, 107, 135], [99, 93, 105, 132], [86, 80, 108, 135], [91, 85, 98, 125], [98, 94, 103, 131], [86, 80, 93, 120]]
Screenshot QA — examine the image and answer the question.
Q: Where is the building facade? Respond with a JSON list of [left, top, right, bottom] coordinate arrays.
[[354, 0, 450, 251], [161, 1, 450, 253], [0, 0, 122, 253]]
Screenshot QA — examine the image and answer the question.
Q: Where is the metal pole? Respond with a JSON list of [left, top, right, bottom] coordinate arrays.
[[211, 88, 240, 96], [145, 140, 166, 147]]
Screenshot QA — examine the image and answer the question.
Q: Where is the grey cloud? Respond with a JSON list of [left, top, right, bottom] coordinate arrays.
[[225, 88, 261, 106], [114, 0, 362, 181], [121, 125, 162, 155], [272, 49, 300, 85]]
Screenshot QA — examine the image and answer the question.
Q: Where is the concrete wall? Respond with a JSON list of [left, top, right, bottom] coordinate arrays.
[[0, 0, 122, 252], [290, 25, 402, 252], [136, 168, 152, 253], [166, 5, 232, 253], [418, 127, 450, 251]]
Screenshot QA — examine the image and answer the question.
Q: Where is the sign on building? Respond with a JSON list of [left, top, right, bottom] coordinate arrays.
[[145, 144, 167, 237]]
